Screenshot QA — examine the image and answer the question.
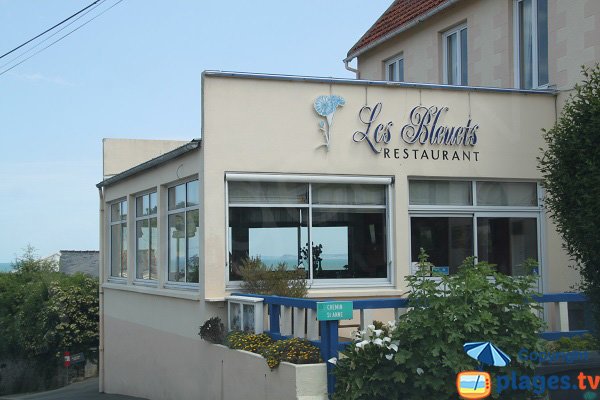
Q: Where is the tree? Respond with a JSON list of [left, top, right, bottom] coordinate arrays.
[[0, 246, 99, 392], [538, 64, 600, 334]]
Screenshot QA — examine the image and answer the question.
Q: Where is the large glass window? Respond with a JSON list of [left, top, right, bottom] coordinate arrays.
[[515, 0, 548, 88], [409, 180, 540, 276], [443, 24, 468, 85], [385, 54, 404, 82], [110, 200, 128, 278], [135, 192, 158, 280], [168, 180, 200, 283], [228, 181, 389, 282]]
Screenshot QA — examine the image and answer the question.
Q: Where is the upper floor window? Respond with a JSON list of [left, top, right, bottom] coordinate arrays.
[[167, 180, 200, 283], [443, 24, 468, 85], [110, 200, 128, 278], [514, 0, 548, 89], [135, 192, 158, 281], [385, 54, 404, 82]]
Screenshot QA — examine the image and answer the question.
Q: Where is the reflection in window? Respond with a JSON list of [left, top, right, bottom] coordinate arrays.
[[313, 209, 386, 279], [411, 217, 473, 274], [228, 182, 389, 281], [229, 207, 308, 280], [167, 179, 200, 283], [477, 217, 538, 275], [110, 200, 127, 278], [136, 192, 157, 280]]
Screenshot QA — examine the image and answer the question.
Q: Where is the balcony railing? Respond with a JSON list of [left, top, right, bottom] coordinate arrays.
[[230, 292, 588, 395]]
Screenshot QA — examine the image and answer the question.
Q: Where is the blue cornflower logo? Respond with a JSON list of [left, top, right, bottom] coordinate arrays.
[[314, 95, 345, 151]]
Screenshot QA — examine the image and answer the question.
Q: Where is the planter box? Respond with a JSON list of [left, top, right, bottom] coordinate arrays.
[[205, 344, 327, 400]]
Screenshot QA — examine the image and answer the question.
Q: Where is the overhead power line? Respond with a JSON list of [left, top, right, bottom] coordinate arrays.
[[0, 0, 103, 60], [0, 0, 108, 71], [0, 0, 125, 77]]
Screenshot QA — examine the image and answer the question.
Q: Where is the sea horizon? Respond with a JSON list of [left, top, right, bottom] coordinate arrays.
[[0, 262, 12, 272]]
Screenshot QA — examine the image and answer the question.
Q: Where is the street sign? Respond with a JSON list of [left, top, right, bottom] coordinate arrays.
[[63, 352, 70, 367], [71, 353, 85, 364], [432, 266, 450, 275], [316, 301, 353, 321]]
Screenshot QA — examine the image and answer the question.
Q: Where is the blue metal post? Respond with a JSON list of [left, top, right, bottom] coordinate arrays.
[[320, 320, 339, 396], [269, 304, 280, 335]]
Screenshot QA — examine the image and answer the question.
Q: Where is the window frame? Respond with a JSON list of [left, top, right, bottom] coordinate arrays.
[[134, 190, 158, 283], [384, 53, 404, 82], [408, 178, 543, 282], [513, 0, 549, 89], [225, 174, 394, 289], [109, 198, 128, 281], [442, 23, 468, 85], [166, 178, 200, 287]]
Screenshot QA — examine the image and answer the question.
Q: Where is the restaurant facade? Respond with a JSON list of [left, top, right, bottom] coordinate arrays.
[[97, 71, 572, 399]]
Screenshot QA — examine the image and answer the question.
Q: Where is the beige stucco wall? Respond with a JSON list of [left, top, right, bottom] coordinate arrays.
[[201, 74, 571, 300], [357, 0, 512, 87], [103, 138, 188, 178], [99, 74, 581, 400], [356, 0, 600, 93]]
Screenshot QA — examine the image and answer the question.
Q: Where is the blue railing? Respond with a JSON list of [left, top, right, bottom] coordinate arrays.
[[232, 292, 588, 396]]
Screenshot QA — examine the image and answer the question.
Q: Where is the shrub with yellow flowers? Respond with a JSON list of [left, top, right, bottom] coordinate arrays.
[[225, 331, 322, 369]]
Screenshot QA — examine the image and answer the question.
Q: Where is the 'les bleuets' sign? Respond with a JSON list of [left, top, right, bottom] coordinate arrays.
[[353, 103, 481, 161]]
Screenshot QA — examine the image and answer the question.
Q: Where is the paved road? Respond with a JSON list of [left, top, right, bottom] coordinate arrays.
[[0, 378, 147, 400]]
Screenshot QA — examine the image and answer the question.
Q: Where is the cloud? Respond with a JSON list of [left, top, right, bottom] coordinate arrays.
[[9, 71, 74, 86]]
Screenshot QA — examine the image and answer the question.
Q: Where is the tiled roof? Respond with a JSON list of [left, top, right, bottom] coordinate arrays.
[[346, 0, 452, 59]]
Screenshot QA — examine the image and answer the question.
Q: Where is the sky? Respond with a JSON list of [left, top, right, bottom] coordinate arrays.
[[0, 0, 392, 262]]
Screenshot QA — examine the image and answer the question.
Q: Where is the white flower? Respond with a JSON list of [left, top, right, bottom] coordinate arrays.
[[355, 340, 370, 349], [416, 368, 424, 375], [373, 329, 383, 337], [385, 354, 394, 360], [373, 338, 384, 346], [383, 337, 391, 343], [388, 343, 398, 352], [328, 357, 337, 365], [367, 324, 376, 331]]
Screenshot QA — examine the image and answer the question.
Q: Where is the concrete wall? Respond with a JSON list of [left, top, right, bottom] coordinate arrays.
[[103, 139, 188, 179], [102, 289, 325, 400], [356, 0, 600, 93]]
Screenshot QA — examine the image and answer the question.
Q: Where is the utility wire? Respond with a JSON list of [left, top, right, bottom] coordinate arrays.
[[0, 0, 103, 60], [0, 0, 108, 71], [0, 0, 125, 77]]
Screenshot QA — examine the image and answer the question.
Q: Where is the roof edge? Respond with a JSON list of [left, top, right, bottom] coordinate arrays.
[[96, 139, 201, 188], [345, 0, 460, 62], [203, 70, 557, 95]]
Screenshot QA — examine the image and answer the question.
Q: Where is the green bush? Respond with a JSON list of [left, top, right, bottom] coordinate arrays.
[[545, 334, 599, 352], [538, 64, 600, 335], [239, 256, 308, 298], [199, 317, 226, 344], [333, 254, 545, 400], [0, 247, 99, 394], [225, 331, 321, 369]]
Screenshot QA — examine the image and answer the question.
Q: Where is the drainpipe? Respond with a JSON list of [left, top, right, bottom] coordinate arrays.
[[98, 186, 105, 393], [344, 58, 359, 79]]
